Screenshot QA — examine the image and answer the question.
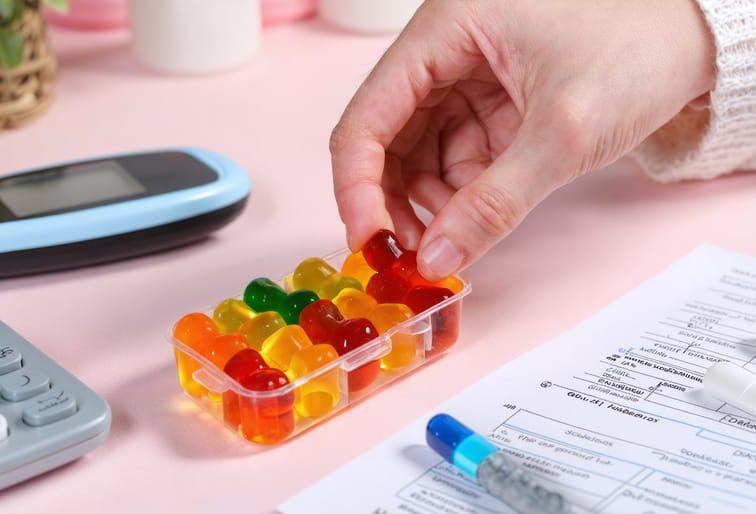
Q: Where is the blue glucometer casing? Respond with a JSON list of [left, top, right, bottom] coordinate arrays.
[[0, 148, 251, 278]]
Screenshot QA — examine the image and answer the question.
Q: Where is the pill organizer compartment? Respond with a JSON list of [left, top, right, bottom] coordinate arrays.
[[167, 249, 471, 445]]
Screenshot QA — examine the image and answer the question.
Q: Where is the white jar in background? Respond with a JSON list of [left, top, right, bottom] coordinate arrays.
[[318, 0, 423, 33], [129, 0, 261, 74]]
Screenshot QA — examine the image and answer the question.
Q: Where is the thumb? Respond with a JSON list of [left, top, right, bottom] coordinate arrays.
[[416, 114, 577, 280]]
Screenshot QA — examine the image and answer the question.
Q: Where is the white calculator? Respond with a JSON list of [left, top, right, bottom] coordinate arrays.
[[0, 321, 111, 489]]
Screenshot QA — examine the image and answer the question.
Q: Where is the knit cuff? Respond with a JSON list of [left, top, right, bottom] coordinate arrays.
[[633, 0, 756, 182]]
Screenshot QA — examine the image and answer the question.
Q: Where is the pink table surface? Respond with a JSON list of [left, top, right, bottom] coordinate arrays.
[[3, 20, 756, 514]]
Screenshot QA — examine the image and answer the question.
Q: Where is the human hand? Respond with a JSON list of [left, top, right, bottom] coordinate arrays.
[[330, 0, 715, 279]]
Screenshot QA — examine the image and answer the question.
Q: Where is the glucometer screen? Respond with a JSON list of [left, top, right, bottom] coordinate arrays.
[[0, 160, 146, 218]]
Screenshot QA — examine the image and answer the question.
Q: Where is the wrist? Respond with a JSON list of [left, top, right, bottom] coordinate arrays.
[[675, 0, 717, 100]]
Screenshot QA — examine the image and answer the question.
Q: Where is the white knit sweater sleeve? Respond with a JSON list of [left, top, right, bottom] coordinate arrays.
[[632, 0, 756, 182]]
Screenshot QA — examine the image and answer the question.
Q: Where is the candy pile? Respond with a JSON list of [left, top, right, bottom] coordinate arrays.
[[172, 230, 466, 443]]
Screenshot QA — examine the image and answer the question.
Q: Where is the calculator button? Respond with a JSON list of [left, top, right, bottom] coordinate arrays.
[[0, 344, 22, 375], [22, 388, 77, 427], [0, 369, 50, 402], [0, 414, 6, 442]]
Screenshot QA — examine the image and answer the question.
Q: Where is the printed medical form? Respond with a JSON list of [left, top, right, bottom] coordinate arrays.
[[280, 246, 756, 514]]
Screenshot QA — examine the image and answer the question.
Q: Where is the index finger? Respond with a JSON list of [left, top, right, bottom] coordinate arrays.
[[330, 1, 483, 251]]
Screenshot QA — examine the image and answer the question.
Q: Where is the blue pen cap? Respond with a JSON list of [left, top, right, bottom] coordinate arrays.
[[426, 414, 498, 477]]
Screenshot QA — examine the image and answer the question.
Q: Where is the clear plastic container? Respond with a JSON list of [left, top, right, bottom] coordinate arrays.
[[167, 249, 471, 445]]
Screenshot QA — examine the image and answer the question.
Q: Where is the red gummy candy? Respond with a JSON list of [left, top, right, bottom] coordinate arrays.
[[404, 286, 454, 314], [299, 300, 345, 343], [366, 271, 411, 304], [224, 349, 268, 381], [390, 250, 418, 279], [331, 318, 381, 392], [238, 368, 295, 444], [362, 229, 406, 272], [223, 349, 269, 428], [405, 286, 459, 355]]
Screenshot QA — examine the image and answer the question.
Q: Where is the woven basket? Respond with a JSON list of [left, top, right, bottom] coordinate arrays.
[[0, 9, 56, 128]]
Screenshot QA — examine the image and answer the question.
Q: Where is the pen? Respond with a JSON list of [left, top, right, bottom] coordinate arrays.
[[426, 414, 572, 514], [704, 361, 756, 416]]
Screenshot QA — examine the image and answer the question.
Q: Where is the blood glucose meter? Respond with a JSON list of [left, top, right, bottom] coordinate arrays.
[[0, 148, 251, 278]]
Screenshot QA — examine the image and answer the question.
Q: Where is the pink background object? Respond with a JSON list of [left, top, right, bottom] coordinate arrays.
[[3, 21, 756, 514], [47, 0, 317, 30], [45, 0, 129, 30], [262, 0, 316, 26]]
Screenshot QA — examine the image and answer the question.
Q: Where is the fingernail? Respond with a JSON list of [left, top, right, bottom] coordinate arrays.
[[346, 228, 361, 252], [402, 231, 420, 251], [346, 230, 356, 251], [420, 237, 463, 278]]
